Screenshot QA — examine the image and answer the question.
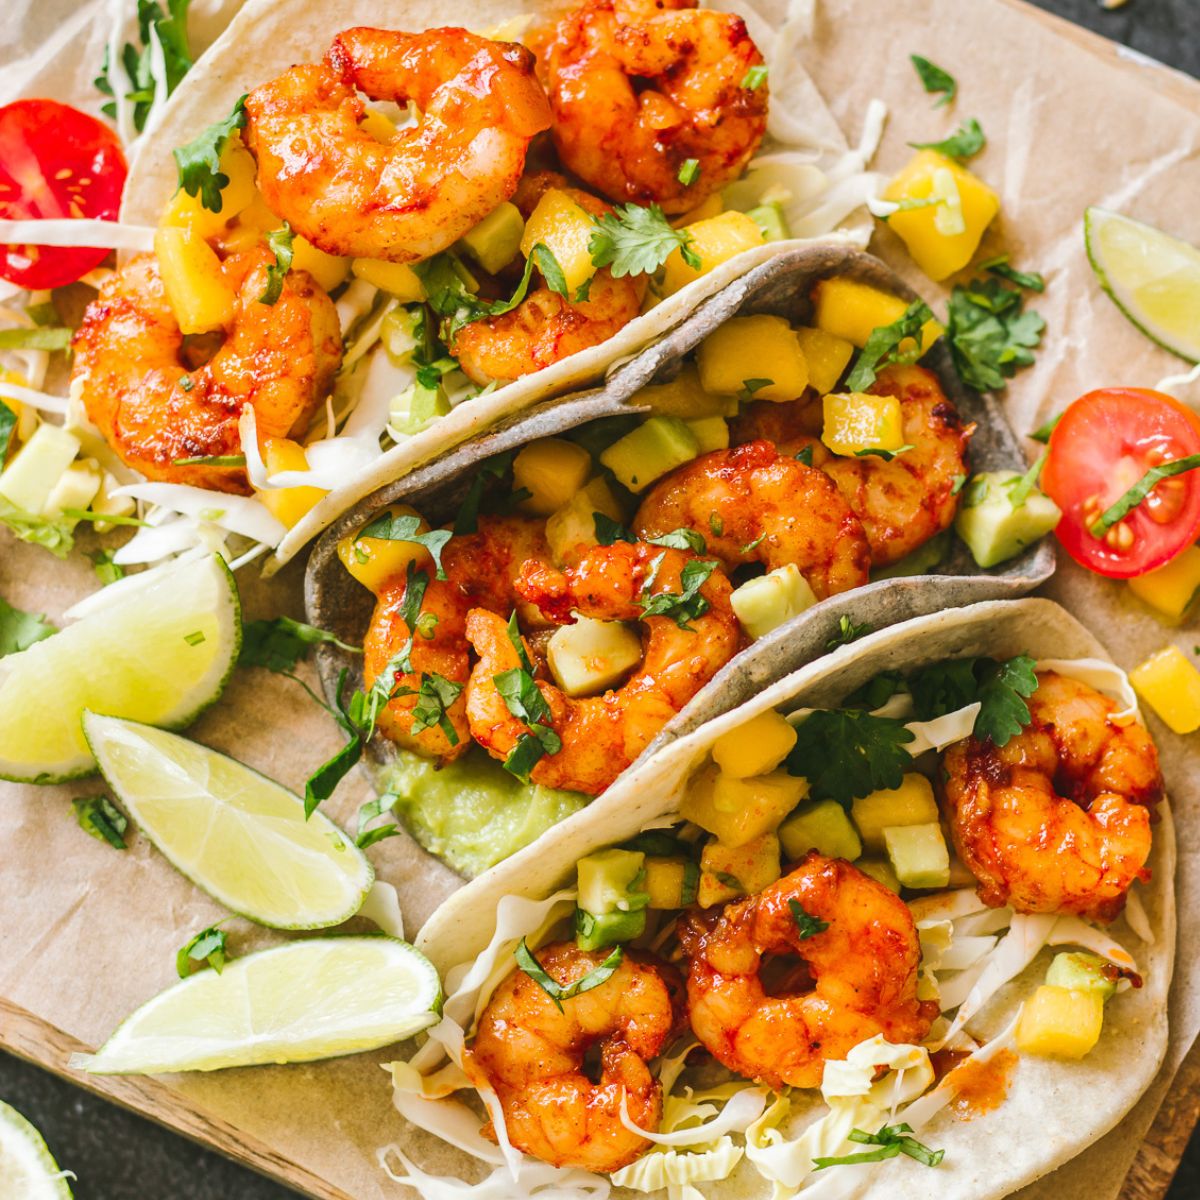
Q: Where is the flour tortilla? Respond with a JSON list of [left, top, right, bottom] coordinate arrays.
[[119, 0, 867, 566], [413, 597, 1175, 1200]]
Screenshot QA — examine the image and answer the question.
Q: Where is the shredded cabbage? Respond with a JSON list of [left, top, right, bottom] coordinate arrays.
[[611, 1138, 744, 1193], [110, 481, 287, 546], [358, 879, 405, 939], [904, 703, 981, 755], [1036, 658, 1137, 720], [620, 1086, 768, 1147], [0, 219, 156, 252]]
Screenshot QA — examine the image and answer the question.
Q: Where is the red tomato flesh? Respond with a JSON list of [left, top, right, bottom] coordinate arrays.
[[1042, 387, 1200, 579], [0, 99, 127, 290]]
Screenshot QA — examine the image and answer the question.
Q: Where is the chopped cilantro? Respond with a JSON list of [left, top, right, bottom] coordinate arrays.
[[0, 497, 74, 558], [515, 939, 623, 1012], [741, 64, 769, 90], [493, 665, 562, 781], [355, 793, 402, 849], [0, 597, 55, 657], [174, 95, 248, 212], [708, 512, 724, 536], [594, 512, 634, 545], [89, 549, 125, 586], [172, 454, 246, 467], [740, 378, 774, 400], [393, 672, 464, 744], [785, 710, 914, 806], [240, 616, 361, 674], [97, 0, 193, 132], [588, 203, 701, 278], [677, 158, 701, 186], [176, 924, 229, 978], [355, 511, 452, 579], [258, 223, 294, 305], [827, 614, 871, 649], [814, 1123, 944, 1171], [950, 472, 967, 495], [854, 444, 914, 461], [844, 300, 934, 392], [788, 898, 829, 940], [72, 794, 127, 850], [909, 117, 986, 161], [910, 55, 956, 107], [183, 630, 206, 646], [639, 556, 717, 629], [794, 445, 814, 467], [1004, 449, 1047, 509], [453, 451, 514, 535], [529, 242, 569, 298], [978, 253, 1045, 293], [946, 277, 1044, 393], [646, 527, 707, 552]]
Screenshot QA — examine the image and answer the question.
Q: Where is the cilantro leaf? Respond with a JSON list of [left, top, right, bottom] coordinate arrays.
[[529, 243, 569, 298], [814, 1123, 944, 1170], [355, 793, 402, 849], [176, 924, 229, 978], [1004, 448, 1047, 509], [505, 610, 534, 674], [514, 939, 623, 1012], [844, 300, 934, 392], [826, 614, 871, 649], [258, 223, 294, 305], [978, 253, 1045, 293], [786, 710, 914, 806], [0, 497, 74, 558], [639, 556, 717, 629], [0, 597, 55, 657], [494, 667, 556, 730], [89, 548, 125, 586], [909, 655, 1038, 747], [788, 898, 829, 940], [854, 444, 915, 461], [239, 616, 361, 674], [594, 513, 634, 545], [356, 512, 452, 579], [504, 733, 554, 782], [794, 445, 814, 467], [946, 278, 1044, 393], [96, 0, 194, 132], [909, 117, 986, 161], [72, 795, 127, 849], [174, 95, 248, 212], [910, 55, 956, 107], [909, 658, 979, 719], [589, 203, 701, 278], [394, 672, 463, 743], [646, 527, 707, 552], [0, 400, 15, 471]]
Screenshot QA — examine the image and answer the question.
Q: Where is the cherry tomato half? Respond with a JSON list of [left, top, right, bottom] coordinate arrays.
[[0, 99, 127, 290], [1042, 387, 1200, 579]]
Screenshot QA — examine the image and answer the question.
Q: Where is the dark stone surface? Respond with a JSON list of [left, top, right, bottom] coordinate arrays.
[[3, 2, 1199, 1198]]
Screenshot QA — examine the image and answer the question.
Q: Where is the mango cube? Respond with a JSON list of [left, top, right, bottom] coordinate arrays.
[[698, 832, 781, 907], [337, 504, 434, 595], [256, 438, 327, 529], [521, 188, 598, 294], [711, 709, 797, 778], [851, 774, 940, 851], [686, 415, 729, 454], [1016, 985, 1104, 1059], [680, 764, 807, 847], [884, 822, 950, 889], [631, 364, 735, 419], [671, 193, 724, 228], [159, 141, 257, 239], [779, 799, 863, 862], [661, 211, 765, 296], [1130, 645, 1200, 734], [546, 476, 625, 564], [794, 326, 855, 394], [293, 236, 350, 292], [883, 150, 1000, 282], [696, 315, 809, 402], [514, 438, 594, 516], [643, 857, 699, 908], [731, 564, 818, 639], [1128, 546, 1200, 620], [547, 617, 642, 697], [811, 276, 943, 353], [822, 391, 905, 456], [352, 258, 425, 302], [155, 226, 236, 335]]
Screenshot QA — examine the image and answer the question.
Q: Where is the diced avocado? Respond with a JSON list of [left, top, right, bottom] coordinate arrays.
[[599, 416, 699, 493], [746, 202, 790, 242], [883, 822, 950, 889], [711, 709, 797, 778], [459, 201, 525, 275], [871, 530, 951, 580], [575, 906, 646, 951], [577, 848, 648, 915], [380, 306, 423, 364], [643, 856, 699, 908], [851, 774, 939, 851], [779, 799, 863, 862], [0, 422, 81, 514], [730, 563, 817, 639], [1016, 985, 1104, 1059], [43, 460, 101, 520], [1046, 951, 1118, 1001], [389, 379, 450, 438], [546, 476, 625, 564], [548, 617, 642, 697], [855, 856, 902, 893], [685, 416, 729, 454], [954, 471, 1062, 569], [698, 832, 781, 907], [631, 364, 737, 419], [681, 764, 807, 847]]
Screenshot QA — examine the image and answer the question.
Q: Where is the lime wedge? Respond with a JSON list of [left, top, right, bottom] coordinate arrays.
[[0, 1100, 72, 1198], [76, 937, 442, 1074], [1085, 206, 1200, 361], [0, 554, 240, 783], [83, 713, 374, 929]]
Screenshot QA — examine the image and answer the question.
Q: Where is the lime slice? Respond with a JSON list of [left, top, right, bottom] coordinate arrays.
[[83, 713, 373, 929], [0, 554, 240, 783], [1085, 206, 1200, 361], [77, 937, 442, 1074], [0, 1100, 72, 1198]]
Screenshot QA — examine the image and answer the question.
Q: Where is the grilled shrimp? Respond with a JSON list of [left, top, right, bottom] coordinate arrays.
[[363, 516, 554, 760], [534, 0, 768, 212], [633, 440, 871, 600], [243, 27, 551, 263], [72, 250, 341, 493], [450, 181, 644, 385], [470, 941, 683, 1173], [733, 365, 971, 567], [942, 672, 1163, 922], [464, 541, 741, 794], [679, 854, 937, 1090]]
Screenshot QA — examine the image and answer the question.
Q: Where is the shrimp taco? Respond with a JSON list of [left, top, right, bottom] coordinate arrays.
[[304, 244, 1055, 878], [59, 0, 879, 571], [384, 597, 1174, 1200]]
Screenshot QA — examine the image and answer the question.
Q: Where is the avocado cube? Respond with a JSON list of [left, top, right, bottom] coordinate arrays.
[[545, 476, 626, 564], [380, 306, 423, 364], [730, 563, 817, 639], [711, 709, 797, 778], [631, 364, 737, 419], [954, 471, 1062, 569], [681, 764, 807, 847], [698, 832, 781, 908], [643, 856, 699, 908], [599, 416, 699, 493], [746, 202, 790, 242], [389, 380, 450, 438], [686, 415, 730, 454], [855, 856, 902, 893], [575, 906, 646, 951], [1046, 952, 1118, 1001], [883, 822, 950, 889], [851, 775, 939, 851], [459, 200, 525, 275], [547, 617, 642, 698], [696, 315, 809, 402], [1016, 985, 1104, 1059], [577, 848, 647, 915], [0, 421, 81, 514], [779, 799, 863, 862]]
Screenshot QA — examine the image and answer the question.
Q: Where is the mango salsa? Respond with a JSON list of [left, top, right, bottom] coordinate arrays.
[[883, 150, 1000, 282], [1127, 546, 1200, 619], [158, 140, 257, 240], [513, 438, 594, 516], [1016, 985, 1104, 1059], [352, 258, 425, 302], [779, 799, 862, 862], [661, 211, 765, 296], [337, 504, 434, 595], [696, 315, 809, 402], [883, 822, 950, 889], [154, 226, 236, 335], [730, 564, 817, 639], [812, 276, 943, 353], [521, 188, 598, 294], [821, 391, 905, 456], [546, 476, 625, 564], [256, 438, 327, 529], [711, 709, 797, 778], [794, 326, 855, 394], [631, 364, 735, 419], [547, 616, 642, 697], [292, 237, 350, 292], [680, 763, 806, 847], [851, 774, 940, 851], [599, 416, 698, 493], [1129, 645, 1200, 734], [698, 832, 781, 907], [671, 193, 724, 228]]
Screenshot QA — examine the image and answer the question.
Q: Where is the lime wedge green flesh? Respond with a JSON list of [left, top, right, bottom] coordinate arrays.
[[80, 937, 441, 1074], [1086, 206, 1200, 361], [0, 1100, 73, 1198], [0, 555, 240, 783], [84, 713, 373, 930]]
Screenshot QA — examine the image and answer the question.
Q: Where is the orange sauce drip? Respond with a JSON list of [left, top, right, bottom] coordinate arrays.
[[945, 1048, 1018, 1121]]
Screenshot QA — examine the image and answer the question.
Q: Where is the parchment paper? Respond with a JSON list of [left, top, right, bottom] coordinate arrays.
[[2, 1, 1200, 1198]]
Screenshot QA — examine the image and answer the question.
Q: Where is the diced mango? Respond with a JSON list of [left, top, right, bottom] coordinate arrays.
[[884, 822, 950, 889], [514, 438, 594, 516], [360, 107, 396, 142], [811, 276, 943, 353], [1130, 645, 1200, 734], [352, 258, 425, 301], [1016, 985, 1104, 1059], [337, 504, 434, 595], [292, 236, 350, 292], [1128, 546, 1200, 620], [698, 832, 781, 907], [711, 709, 797, 778], [155, 226, 236, 335], [521, 188, 598, 294], [599, 416, 698, 493], [779, 799, 863, 862], [643, 857, 699, 908], [256, 438, 327, 529], [686, 416, 729, 454], [548, 617, 642, 697], [856, 857, 902, 893], [631, 364, 735, 419], [883, 150, 1000, 282], [822, 391, 905, 456], [159, 141, 257, 239], [671, 193, 724, 228], [851, 775, 940, 851], [696, 315, 809, 402], [661, 211, 765, 296], [794, 326, 855, 395], [681, 763, 807, 847], [731, 564, 817, 639], [546, 476, 625, 565]]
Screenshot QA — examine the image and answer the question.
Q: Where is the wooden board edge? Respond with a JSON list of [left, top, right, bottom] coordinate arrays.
[[0, 996, 349, 1200]]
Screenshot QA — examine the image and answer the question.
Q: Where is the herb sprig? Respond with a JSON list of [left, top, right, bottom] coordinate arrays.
[[515, 939, 623, 1012]]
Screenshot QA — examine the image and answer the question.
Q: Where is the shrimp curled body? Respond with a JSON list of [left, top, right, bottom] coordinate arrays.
[[244, 27, 552, 263], [72, 250, 341, 493], [680, 854, 937, 1090], [470, 941, 683, 1173], [942, 671, 1163, 922]]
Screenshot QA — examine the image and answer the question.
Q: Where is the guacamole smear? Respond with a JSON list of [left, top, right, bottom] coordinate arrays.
[[380, 747, 588, 877]]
